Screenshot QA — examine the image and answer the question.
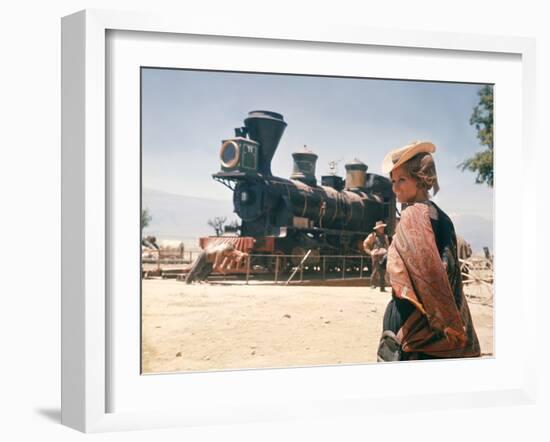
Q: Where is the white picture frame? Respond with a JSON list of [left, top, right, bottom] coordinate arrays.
[[61, 9, 537, 433]]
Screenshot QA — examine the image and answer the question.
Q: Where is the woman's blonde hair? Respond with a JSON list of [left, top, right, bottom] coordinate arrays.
[[397, 152, 440, 196]]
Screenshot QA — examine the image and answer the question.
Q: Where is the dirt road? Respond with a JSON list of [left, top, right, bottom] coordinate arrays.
[[142, 280, 493, 373]]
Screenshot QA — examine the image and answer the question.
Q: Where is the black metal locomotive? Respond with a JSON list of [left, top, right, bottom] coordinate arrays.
[[209, 110, 396, 269]]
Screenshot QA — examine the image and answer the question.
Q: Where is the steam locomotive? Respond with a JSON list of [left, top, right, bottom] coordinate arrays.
[[202, 110, 396, 271]]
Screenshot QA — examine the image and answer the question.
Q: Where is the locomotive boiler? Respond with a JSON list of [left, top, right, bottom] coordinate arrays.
[[206, 110, 396, 270]]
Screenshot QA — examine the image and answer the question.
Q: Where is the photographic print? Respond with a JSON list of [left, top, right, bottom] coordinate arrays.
[[140, 68, 494, 373]]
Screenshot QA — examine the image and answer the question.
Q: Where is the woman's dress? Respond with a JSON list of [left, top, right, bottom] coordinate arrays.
[[380, 200, 480, 360]]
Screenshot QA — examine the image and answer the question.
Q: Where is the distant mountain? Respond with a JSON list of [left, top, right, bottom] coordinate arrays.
[[450, 213, 494, 254], [142, 188, 238, 245]]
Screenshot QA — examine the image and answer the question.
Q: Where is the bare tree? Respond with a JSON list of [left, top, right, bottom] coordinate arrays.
[[141, 208, 152, 234], [207, 216, 227, 236]]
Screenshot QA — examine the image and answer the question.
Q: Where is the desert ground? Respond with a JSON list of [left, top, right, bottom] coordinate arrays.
[[141, 279, 493, 373]]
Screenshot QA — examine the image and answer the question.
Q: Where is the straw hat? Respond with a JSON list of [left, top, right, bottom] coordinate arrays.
[[382, 141, 436, 174], [373, 220, 387, 230]]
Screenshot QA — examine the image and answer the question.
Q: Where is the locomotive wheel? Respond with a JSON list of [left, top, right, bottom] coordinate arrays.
[[268, 250, 289, 274], [290, 246, 320, 266]]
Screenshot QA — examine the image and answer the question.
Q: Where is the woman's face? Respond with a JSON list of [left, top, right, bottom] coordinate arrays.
[[391, 165, 420, 203]]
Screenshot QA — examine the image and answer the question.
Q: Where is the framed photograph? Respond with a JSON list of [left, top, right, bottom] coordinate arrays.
[[61, 9, 537, 433]]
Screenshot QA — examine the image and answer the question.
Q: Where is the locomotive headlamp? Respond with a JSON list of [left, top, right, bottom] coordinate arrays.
[[218, 138, 259, 173], [220, 140, 240, 168]]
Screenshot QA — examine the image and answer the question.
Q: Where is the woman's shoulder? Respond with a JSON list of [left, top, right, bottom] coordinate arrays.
[[400, 201, 431, 221], [405, 200, 454, 220], [397, 204, 430, 234], [400, 201, 454, 230]]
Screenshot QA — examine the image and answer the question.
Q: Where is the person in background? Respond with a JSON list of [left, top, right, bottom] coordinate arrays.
[[363, 221, 390, 292], [457, 235, 472, 281]]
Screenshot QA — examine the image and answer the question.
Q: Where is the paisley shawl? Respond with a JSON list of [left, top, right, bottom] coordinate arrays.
[[387, 203, 480, 357]]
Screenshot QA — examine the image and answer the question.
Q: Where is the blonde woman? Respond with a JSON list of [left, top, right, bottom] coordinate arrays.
[[377, 141, 480, 361]]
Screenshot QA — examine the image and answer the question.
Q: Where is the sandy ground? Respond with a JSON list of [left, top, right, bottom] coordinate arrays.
[[142, 280, 493, 373]]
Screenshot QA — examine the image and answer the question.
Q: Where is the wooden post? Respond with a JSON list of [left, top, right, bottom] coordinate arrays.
[[274, 255, 279, 284], [360, 256, 363, 278], [322, 256, 326, 280], [245, 255, 251, 285], [342, 256, 346, 279]]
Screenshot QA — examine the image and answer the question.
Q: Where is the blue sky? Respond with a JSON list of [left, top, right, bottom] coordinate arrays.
[[141, 68, 494, 245]]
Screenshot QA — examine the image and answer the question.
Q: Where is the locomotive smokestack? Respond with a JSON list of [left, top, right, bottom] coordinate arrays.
[[290, 146, 318, 186], [345, 159, 368, 190], [244, 110, 287, 176]]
